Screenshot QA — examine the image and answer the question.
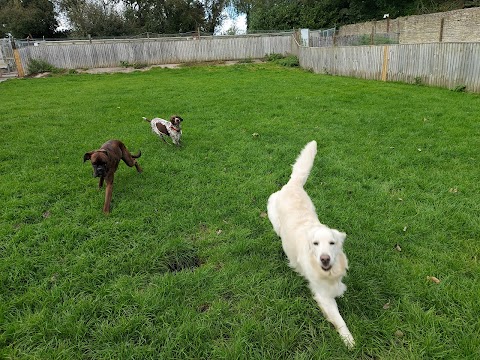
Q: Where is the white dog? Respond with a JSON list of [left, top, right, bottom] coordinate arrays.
[[267, 141, 355, 348], [143, 115, 183, 146]]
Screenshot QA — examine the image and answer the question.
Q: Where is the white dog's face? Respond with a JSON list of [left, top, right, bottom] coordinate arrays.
[[309, 227, 346, 271]]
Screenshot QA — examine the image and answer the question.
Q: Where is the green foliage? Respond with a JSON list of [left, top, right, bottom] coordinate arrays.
[[264, 53, 285, 61], [265, 53, 299, 67], [243, 0, 467, 31], [1, 64, 479, 359], [1, 0, 470, 39], [0, 0, 58, 38], [237, 57, 254, 63], [58, 0, 134, 38], [120, 61, 149, 69], [27, 59, 61, 75], [57, 0, 224, 37], [357, 34, 398, 45], [276, 55, 299, 67], [452, 84, 466, 92], [133, 62, 148, 69]]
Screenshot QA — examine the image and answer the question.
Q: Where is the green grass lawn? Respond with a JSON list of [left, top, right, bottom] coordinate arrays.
[[1, 63, 479, 359]]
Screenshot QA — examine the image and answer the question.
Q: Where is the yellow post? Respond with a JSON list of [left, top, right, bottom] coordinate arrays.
[[13, 48, 25, 78], [381, 45, 389, 81]]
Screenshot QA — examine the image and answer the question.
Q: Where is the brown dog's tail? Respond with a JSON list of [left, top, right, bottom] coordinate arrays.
[[132, 150, 141, 158], [142, 117, 150, 122]]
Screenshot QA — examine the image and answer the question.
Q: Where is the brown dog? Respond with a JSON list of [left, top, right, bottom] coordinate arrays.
[[84, 140, 142, 213]]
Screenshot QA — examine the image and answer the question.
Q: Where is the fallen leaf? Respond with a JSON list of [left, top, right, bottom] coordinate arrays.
[[260, 212, 268, 218], [427, 276, 440, 284], [216, 229, 223, 235], [252, 133, 259, 137], [449, 187, 458, 194], [395, 330, 404, 338], [417, 148, 422, 152], [383, 302, 391, 310], [403, 226, 408, 232], [394, 244, 402, 252], [42, 211, 51, 218]]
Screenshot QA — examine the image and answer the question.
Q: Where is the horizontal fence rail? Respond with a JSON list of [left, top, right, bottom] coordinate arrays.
[[18, 35, 292, 71], [298, 42, 480, 92]]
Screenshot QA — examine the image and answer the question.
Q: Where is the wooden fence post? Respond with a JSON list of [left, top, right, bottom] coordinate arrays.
[[381, 45, 389, 81], [11, 41, 25, 78]]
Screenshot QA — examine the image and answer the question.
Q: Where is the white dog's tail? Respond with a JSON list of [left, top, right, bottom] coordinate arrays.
[[142, 117, 150, 122], [288, 141, 317, 187]]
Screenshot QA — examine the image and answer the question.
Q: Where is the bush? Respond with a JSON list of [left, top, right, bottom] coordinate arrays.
[[277, 55, 299, 67], [237, 58, 253, 64], [28, 59, 60, 75], [265, 53, 299, 67], [120, 61, 148, 69], [264, 53, 285, 62], [452, 84, 466, 92], [133, 62, 148, 69]]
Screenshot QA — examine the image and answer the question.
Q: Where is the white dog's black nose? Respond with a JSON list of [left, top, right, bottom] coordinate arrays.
[[320, 255, 331, 267]]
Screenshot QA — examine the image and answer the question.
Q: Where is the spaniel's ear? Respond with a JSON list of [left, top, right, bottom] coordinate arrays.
[[83, 152, 93, 162], [331, 229, 347, 245]]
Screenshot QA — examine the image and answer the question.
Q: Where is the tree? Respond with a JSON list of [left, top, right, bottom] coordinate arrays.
[[228, 0, 253, 28], [0, 0, 59, 38], [56, 0, 133, 37], [200, 0, 227, 33], [121, 0, 206, 34], [54, 0, 229, 37], [231, 0, 470, 32]]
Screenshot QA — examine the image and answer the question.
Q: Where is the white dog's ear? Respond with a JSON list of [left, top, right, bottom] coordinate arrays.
[[331, 229, 347, 245]]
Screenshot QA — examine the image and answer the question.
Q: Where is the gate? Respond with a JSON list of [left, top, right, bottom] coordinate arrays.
[[0, 37, 17, 77]]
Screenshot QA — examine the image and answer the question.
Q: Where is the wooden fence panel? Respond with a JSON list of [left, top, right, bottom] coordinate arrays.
[[299, 45, 384, 80], [298, 42, 480, 92], [387, 43, 480, 91], [18, 35, 292, 71]]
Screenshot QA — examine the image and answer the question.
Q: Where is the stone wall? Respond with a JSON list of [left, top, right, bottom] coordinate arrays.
[[337, 7, 480, 44]]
